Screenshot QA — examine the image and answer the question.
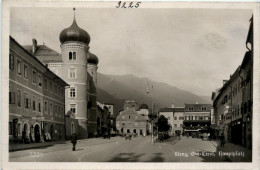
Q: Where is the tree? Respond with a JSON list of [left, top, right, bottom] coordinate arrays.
[[158, 115, 171, 132]]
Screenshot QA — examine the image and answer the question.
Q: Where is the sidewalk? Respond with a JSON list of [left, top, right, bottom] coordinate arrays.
[[9, 140, 69, 152], [9, 136, 122, 152], [210, 140, 252, 162]]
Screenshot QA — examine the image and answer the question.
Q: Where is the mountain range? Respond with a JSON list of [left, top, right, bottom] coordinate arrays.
[[96, 72, 211, 116]]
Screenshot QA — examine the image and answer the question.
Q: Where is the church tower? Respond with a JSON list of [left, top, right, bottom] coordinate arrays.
[[86, 52, 99, 137], [59, 8, 90, 138]]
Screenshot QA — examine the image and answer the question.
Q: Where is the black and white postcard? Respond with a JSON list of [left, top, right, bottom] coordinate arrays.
[[1, 1, 260, 169]]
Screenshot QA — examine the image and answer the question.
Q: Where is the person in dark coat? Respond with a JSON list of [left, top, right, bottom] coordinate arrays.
[[219, 133, 225, 147], [71, 133, 78, 151]]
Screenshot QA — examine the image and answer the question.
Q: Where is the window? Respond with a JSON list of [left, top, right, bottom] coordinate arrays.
[[179, 117, 184, 120], [32, 70, 36, 84], [17, 60, 21, 75], [24, 65, 28, 79], [70, 87, 76, 98], [69, 52, 72, 60], [32, 98, 36, 111], [44, 79, 47, 90], [201, 107, 207, 111], [50, 103, 53, 115], [54, 84, 57, 94], [180, 124, 183, 127], [205, 116, 209, 120], [44, 101, 48, 113], [61, 107, 64, 116], [188, 107, 194, 111], [199, 116, 203, 120], [49, 82, 52, 92], [17, 90, 21, 107], [174, 124, 177, 127], [10, 54, 14, 70], [38, 99, 41, 112], [174, 117, 177, 120], [24, 98, 31, 109], [38, 74, 42, 87], [129, 115, 130, 119], [73, 52, 76, 60], [69, 52, 76, 60], [58, 87, 60, 96], [9, 92, 15, 104], [69, 68, 76, 78], [54, 105, 57, 115], [58, 106, 60, 116], [70, 104, 76, 114]]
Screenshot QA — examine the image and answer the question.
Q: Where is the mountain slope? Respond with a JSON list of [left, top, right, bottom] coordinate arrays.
[[97, 72, 211, 114]]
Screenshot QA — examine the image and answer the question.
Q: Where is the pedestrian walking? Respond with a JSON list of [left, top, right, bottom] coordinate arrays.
[[71, 133, 78, 151], [219, 133, 225, 147]]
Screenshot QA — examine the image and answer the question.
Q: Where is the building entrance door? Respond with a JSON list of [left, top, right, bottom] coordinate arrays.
[[34, 124, 40, 142]]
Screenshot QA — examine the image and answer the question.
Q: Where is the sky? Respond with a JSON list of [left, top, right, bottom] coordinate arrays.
[[10, 7, 252, 96]]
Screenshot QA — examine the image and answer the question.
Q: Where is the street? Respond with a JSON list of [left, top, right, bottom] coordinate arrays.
[[9, 136, 251, 162]]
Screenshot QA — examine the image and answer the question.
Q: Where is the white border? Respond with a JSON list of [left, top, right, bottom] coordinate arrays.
[[1, 1, 260, 170]]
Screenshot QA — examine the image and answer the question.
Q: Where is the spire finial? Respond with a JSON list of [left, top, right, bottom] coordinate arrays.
[[73, 8, 76, 20]]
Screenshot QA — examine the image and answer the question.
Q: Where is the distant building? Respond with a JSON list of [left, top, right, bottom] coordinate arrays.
[[117, 100, 147, 135], [116, 109, 147, 136], [9, 36, 68, 144], [183, 104, 212, 136], [159, 107, 184, 135]]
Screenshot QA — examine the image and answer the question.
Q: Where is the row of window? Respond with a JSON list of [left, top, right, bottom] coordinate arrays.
[[218, 73, 251, 107], [173, 124, 183, 128], [9, 90, 64, 118], [187, 107, 210, 111], [120, 122, 139, 126], [10, 55, 65, 97], [220, 100, 252, 121], [185, 116, 209, 121], [167, 116, 184, 120]]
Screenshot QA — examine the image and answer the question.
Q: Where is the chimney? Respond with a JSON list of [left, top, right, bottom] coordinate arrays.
[[223, 80, 228, 85], [32, 39, 37, 54], [171, 104, 174, 108]]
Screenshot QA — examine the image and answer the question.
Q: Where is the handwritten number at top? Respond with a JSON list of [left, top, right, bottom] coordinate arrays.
[[116, 1, 142, 8]]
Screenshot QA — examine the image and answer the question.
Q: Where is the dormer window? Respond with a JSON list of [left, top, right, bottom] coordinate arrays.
[[69, 52, 76, 60], [201, 107, 207, 111], [188, 107, 194, 111]]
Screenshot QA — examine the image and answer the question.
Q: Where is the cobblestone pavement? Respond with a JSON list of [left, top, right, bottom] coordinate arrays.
[[9, 136, 251, 162]]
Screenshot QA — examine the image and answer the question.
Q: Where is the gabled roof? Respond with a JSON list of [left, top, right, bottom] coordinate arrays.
[[23, 45, 62, 63]]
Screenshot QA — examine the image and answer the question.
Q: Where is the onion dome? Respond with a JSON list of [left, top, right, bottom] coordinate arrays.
[[59, 8, 90, 45], [139, 104, 149, 110], [87, 52, 99, 65]]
